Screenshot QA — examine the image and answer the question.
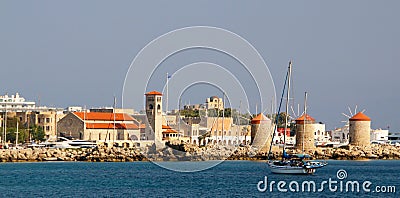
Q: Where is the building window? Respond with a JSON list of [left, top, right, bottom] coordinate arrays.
[[149, 104, 153, 110], [46, 126, 50, 131], [46, 118, 50, 123]]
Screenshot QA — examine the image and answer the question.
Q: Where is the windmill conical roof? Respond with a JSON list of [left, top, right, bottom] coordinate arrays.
[[251, 113, 270, 124], [295, 114, 315, 122], [349, 112, 371, 121]]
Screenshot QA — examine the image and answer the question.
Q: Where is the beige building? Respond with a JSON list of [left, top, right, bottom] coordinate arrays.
[[57, 112, 140, 145], [145, 91, 163, 145], [29, 111, 66, 139], [206, 96, 224, 111]]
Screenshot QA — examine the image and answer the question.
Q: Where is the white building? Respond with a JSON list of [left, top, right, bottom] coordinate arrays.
[[330, 125, 350, 143], [66, 106, 83, 112], [0, 93, 35, 112], [205, 96, 224, 111], [313, 123, 330, 143], [370, 129, 388, 142]]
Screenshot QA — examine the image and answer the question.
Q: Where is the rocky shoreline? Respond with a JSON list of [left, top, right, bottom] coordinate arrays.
[[1, 144, 399, 162]]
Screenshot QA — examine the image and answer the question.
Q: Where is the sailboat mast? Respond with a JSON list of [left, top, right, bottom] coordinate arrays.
[[165, 73, 169, 114], [268, 61, 290, 160], [178, 98, 181, 140], [4, 101, 7, 145], [237, 100, 242, 145], [113, 96, 116, 144], [283, 61, 292, 159], [303, 92, 307, 154], [222, 92, 225, 144]]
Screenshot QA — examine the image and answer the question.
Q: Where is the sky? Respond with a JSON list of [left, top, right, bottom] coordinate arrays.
[[0, 1, 399, 131]]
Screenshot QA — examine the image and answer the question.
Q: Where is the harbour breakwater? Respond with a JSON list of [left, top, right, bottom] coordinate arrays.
[[1, 144, 400, 162]]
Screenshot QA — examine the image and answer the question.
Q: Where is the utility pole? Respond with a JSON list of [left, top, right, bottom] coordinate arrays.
[[15, 121, 19, 146], [4, 101, 7, 145], [165, 73, 169, 114]]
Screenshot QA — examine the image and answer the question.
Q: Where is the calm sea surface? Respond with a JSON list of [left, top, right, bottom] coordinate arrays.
[[0, 160, 399, 197]]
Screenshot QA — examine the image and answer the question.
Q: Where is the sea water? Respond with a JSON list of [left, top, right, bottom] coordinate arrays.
[[0, 160, 399, 197]]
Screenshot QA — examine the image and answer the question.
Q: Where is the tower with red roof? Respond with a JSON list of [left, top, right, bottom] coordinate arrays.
[[145, 91, 163, 144], [295, 114, 316, 151], [250, 113, 273, 150], [349, 112, 371, 147]]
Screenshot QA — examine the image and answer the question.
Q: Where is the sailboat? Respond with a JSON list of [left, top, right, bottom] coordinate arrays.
[[267, 61, 327, 174]]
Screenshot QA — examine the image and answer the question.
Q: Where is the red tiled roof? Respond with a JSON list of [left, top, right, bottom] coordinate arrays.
[[139, 124, 146, 129], [251, 114, 270, 124], [295, 114, 315, 121], [85, 123, 138, 129], [118, 123, 139, 129], [162, 125, 172, 129], [74, 112, 135, 121], [163, 129, 178, 133], [350, 112, 371, 121], [145, 91, 162, 95]]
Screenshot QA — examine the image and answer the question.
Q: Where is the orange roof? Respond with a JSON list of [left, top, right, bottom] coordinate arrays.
[[251, 114, 270, 124], [350, 112, 371, 121], [85, 123, 138, 129], [139, 124, 146, 129], [118, 123, 139, 129], [86, 123, 112, 129], [145, 91, 162, 95], [162, 125, 172, 129], [295, 114, 315, 122], [74, 112, 135, 121], [162, 129, 178, 133]]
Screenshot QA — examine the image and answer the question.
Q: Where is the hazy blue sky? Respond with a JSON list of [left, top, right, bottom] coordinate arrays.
[[1, 1, 399, 131]]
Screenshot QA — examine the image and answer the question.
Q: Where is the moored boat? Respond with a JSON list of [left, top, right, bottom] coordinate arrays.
[[267, 61, 327, 174]]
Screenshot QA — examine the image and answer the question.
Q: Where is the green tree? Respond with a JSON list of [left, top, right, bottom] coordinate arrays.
[[180, 109, 200, 118], [267, 112, 293, 128], [2, 118, 28, 144], [31, 125, 46, 141]]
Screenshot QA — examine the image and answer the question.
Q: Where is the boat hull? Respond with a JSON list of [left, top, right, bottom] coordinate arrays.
[[268, 164, 315, 174]]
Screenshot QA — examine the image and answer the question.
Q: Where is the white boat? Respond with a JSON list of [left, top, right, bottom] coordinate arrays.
[[267, 61, 327, 174], [268, 161, 315, 174], [68, 139, 97, 148], [39, 137, 77, 148], [268, 154, 327, 174], [388, 133, 400, 146], [39, 137, 97, 149]]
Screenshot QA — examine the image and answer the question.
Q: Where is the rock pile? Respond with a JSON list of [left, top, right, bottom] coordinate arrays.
[[0, 146, 146, 162], [1, 144, 399, 162]]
